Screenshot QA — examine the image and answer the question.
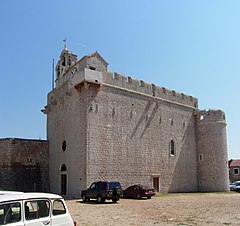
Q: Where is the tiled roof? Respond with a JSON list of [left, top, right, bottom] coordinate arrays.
[[229, 159, 240, 167]]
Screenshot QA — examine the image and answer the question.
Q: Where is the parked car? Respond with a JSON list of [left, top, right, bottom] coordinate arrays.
[[0, 191, 24, 195], [81, 181, 122, 203], [229, 181, 240, 191], [123, 184, 155, 199], [235, 184, 240, 192], [0, 192, 77, 225]]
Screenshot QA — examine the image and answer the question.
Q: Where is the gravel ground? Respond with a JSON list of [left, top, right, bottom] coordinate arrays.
[[67, 192, 240, 226]]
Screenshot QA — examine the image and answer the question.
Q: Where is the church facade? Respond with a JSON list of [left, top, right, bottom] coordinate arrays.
[[42, 47, 229, 198]]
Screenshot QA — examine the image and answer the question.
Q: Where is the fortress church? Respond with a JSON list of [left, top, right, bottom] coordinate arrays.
[[0, 46, 229, 198]]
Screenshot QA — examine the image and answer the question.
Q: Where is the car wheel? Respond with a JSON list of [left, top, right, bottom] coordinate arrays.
[[112, 197, 118, 203], [82, 194, 87, 202], [147, 196, 151, 199], [97, 195, 103, 203], [136, 194, 141, 199]]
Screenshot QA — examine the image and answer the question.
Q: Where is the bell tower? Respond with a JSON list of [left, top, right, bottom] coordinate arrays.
[[55, 41, 78, 88]]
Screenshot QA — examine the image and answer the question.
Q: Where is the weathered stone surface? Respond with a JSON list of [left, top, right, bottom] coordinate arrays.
[[46, 49, 229, 198], [0, 138, 49, 191]]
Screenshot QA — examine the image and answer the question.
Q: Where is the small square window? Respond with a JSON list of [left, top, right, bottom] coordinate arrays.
[[233, 168, 239, 175]]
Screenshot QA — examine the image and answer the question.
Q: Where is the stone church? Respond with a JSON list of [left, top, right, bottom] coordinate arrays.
[[0, 46, 229, 198], [43, 46, 229, 198]]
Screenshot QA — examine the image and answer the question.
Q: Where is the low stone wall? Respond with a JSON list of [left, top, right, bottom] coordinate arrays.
[[0, 138, 49, 192]]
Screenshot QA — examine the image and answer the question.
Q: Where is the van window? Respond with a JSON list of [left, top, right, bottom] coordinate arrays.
[[25, 200, 50, 220], [0, 202, 21, 225], [53, 200, 66, 215]]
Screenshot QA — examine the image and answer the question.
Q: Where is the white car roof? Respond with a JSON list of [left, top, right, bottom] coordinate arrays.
[[0, 192, 63, 203], [0, 191, 24, 195]]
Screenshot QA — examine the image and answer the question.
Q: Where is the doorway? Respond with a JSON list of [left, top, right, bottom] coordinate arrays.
[[61, 174, 67, 196], [153, 177, 159, 192]]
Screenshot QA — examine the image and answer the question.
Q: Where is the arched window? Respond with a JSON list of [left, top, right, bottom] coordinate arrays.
[[61, 164, 67, 171], [170, 139, 175, 156]]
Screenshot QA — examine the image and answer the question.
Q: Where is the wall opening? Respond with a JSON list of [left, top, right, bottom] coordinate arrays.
[[233, 168, 239, 175], [152, 177, 159, 192], [170, 139, 175, 156], [60, 164, 67, 196], [62, 141, 66, 151], [61, 174, 67, 196]]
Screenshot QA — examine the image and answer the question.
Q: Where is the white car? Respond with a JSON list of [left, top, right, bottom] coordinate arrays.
[[229, 181, 240, 191], [0, 191, 24, 195], [0, 192, 77, 226]]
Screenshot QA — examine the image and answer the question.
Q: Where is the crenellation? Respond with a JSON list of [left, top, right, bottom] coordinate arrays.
[[121, 74, 127, 82], [152, 84, 156, 96], [104, 71, 197, 108], [198, 109, 226, 123], [113, 72, 120, 80], [130, 77, 140, 88], [103, 71, 114, 84], [127, 76, 132, 84], [56, 49, 199, 109], [117, 72, 196, 108]]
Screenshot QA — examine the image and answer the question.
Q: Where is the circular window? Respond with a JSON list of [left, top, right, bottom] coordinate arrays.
[[62, 140, 66, 151]]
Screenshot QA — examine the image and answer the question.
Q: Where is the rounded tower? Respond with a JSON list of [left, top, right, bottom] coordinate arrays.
[[196, 109, 229, 192]]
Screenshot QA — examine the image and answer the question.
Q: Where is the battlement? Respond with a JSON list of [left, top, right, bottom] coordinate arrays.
[[197, 109, 226, 123], [103, 71, 198, 109], [55, 50, 198, 109]]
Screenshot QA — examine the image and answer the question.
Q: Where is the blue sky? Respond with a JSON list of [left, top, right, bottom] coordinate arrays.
[[0, 0, 239, 159]]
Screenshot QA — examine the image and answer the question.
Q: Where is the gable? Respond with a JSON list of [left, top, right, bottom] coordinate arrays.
[[77, 51, 108, 72]]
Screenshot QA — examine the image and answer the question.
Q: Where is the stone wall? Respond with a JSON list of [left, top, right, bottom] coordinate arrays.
[[0, 138, 49, 192], [47, 82, 88, 198], [86, 83, 198, 192]]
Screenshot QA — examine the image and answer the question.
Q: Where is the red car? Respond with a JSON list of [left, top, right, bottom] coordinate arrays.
[[123, 185, 155, 199]]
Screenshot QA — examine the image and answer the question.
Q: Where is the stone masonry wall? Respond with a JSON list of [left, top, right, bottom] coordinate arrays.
[[196, 110, 229, 191], [47, 82, 88, 198], [0, 138, 49, 192], [86, 83, 198, 192]]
